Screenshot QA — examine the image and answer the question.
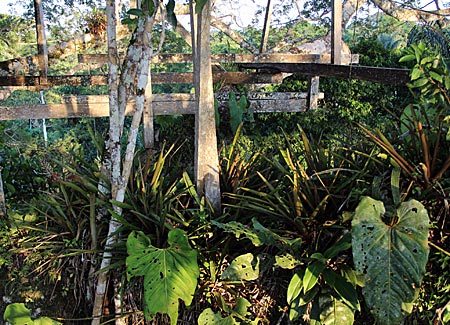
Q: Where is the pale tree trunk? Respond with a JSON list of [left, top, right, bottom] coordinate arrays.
[[0, 168, 6, 218], [91, 0, 119, 323], [91, 1, 157, 324]]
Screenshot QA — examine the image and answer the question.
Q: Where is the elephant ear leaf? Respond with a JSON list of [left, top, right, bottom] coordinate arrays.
[[126, 229, 199, 325], [352, 197, 429, 325]]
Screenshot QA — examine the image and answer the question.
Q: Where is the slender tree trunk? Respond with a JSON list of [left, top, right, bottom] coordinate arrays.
[[91, 1, 119, 323], [91, 1, 157, 324], [0, 168, 6, 218]]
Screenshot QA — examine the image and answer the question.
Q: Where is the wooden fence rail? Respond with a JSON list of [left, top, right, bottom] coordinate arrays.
[[0, 92, 322, 120]]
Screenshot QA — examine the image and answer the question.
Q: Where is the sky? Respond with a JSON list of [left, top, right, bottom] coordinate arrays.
[[0, 0, 22, 15], [0, 0, 446, 20]]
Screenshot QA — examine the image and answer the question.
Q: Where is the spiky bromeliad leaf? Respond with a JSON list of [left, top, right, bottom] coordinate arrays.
[[352, 197, 429, 325], [126, 229, 199, 325]]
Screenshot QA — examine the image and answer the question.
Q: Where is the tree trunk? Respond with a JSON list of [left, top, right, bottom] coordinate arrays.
[[91, 0, 119, 323], [91, 1, 157, 324], [0, 168, 6, 218]]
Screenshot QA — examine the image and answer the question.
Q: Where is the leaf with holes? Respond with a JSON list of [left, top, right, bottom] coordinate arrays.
[[197, 308, 237, 325], [126, 229, 199, 325], [221, 253, 260, 281], [352, 196, 429, 325], [317, 293, 355, 325]]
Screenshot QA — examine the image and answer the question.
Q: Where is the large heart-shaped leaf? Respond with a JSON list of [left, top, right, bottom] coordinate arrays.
[[352, 197, 429, 325], [126, 229, 199, 325]]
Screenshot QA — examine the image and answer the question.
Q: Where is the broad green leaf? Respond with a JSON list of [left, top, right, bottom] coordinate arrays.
[[310, 252, 327, 263], [420, 56, 435, 65], [289, 286, 319, 321], [287, 271, 304, 305], [352, 197, 429, 325], [319, 294, 355, 325], [399, 54, 416, 63], [410, 67, 422, 81], [412, 77, 429, 88], [198, 308, 237, 325], [429, 70, 443, 83], [445, 75, 450, 90], [323, 232, 352, 259], [4, 303, 33, 325], [233, 297, 251, 317], [275, 253, 302, 269], [303, 261, 325, 293], [322, 268, 359, 310], [126, 229, 199, 325], [221, 253, 260, 281]]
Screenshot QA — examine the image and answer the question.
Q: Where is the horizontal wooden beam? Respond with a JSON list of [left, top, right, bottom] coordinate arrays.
[[239, 63, 411, 85], [78, 53, 359, 64], [0, 72, 287, 87], [0, 53, 359, 76], [0, 92, 321, 120]]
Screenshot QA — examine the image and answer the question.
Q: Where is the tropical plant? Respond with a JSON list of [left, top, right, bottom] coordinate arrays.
[[3, 303, 62, 325], [126, 229, 199, 325], [358, 42, 450, 218], [352, 195, 429, 324], [408, 23, 450, 58]]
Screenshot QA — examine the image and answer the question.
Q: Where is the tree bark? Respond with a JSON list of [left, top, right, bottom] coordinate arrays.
[[371, 0, 450, 23], [0, 168, 6, 218], [91, 0, 157, 323], [91, 0, 119, 324]]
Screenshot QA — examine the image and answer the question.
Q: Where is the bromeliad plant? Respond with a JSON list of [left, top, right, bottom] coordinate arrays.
[[357, 42, 450, 201], [215, 126, 379, 323]]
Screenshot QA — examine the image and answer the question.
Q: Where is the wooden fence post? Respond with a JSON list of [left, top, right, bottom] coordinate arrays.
[[331, 0, 342, 65], [191, 0, 221, 211], [307, 75, 320, 110]]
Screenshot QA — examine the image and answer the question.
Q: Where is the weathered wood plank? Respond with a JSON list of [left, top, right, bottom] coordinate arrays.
[[331, 0, 342, 64], [0, 72, 286, 87], [193, 0, 221, 209], [238, 63, 411, 85], [0, 92, 319, 120], [0, 75, 108, 87], [77, 53, 359, 64], [308, 76, 320, 110]]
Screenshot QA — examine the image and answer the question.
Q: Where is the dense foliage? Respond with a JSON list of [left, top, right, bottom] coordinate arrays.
[[0, 1, 449, 325]]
